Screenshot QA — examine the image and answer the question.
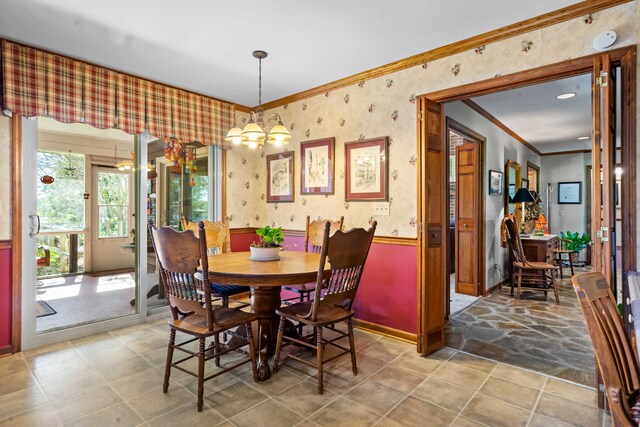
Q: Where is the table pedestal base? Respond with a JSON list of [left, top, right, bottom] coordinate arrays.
[[251, 286, 281, 381]]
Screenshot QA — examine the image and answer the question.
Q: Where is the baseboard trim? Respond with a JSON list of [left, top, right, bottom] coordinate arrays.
[[0, 345, 12, 356], [486, 278, 509, 296], [353, 318, 417, 344]]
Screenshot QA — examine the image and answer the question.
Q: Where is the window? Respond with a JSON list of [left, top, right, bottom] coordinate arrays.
[[98, 171, 130, 238]]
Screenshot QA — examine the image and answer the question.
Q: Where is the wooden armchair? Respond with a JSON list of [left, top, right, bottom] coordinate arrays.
[[273, 221, 377, 394], [182, 217, 249, 308], [149, 220, 258, 412], [282, 215, 344, 304], [572, 272, 640, 426], [503, 217, 559, 303]]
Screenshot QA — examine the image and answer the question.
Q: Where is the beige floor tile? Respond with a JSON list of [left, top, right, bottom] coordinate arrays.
[[361, 340, 408, 362], [294, 419, 321, 427], [40, 370, 107, 401], [25, 346, 80, 369], [95, 356, 154, 382], [369, 364, 426, 394], [529, 413, 574, 427], [0, 352, 24, 365], [387, 395, 457, 427], [65, 402, 143, 427], [426, 347, 457, 361], [374, 417, 404, 427], [231, 399, 304, 427], [22, 341, 72, 358], [0, 403, 62, 427], [431, 361, 489, 391], [478, 376, 540, 410], [411, 377, 474, 413], [180, 371, 240, 396], [147, 402, 225, 427], [449, 352, 497, 374], [491, 364, 547, 390], [81, 343, 140, 368], [390, 351, 443, 375], [334, 351, 388, 378], [30, 354, 93, 383], [52, 384, 122, 423], [0, 386, 48, 420], [127, 386, 194, 421], [450, 416, 488, 427], [0, 370, 38, 397], [139, 347, 168, 368], [110, 325, 154, 343], [203, 381, 268, 419], [236, 366, 302, 395], [0, 358, 29, 377], [534, 393, 601, 427], [345, 379, 407, 415], [110, 368, 165, 400], [310, 397, 382, 427], [123, 335, 168, 354], [543, 378, 597, 407], [462, 394, 531, 427], [273, 380, 339, 417]]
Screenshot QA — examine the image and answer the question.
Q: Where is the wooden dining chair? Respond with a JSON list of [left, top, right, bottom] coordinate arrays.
[[282, 215, 344, 305], [149, 220, 258, 412], [554, 238, 575, 278], [182, 216, 249, 309], [572, 272, 640, 426], [503, 217, 560, 303], [273, 221, 377, 394]]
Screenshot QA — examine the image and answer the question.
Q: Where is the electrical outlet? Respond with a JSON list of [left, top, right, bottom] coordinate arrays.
[[373, 202, 390, 216]]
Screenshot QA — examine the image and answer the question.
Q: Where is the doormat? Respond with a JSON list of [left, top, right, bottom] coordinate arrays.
[[86, 268, 135, 277], [36, 300, 56, 318]]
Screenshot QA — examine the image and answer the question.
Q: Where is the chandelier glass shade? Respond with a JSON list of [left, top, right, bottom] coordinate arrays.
[[226, 51, 291, 149]]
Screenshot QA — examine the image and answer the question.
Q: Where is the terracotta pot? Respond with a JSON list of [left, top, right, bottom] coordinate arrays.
[[249, 246, 280, 261]]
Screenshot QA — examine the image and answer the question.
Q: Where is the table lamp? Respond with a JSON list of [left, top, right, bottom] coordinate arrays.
[[511, 187, 535, 236]]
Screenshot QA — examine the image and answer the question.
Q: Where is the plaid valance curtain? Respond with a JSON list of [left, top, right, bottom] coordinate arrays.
[[0, 41, 234, 147]]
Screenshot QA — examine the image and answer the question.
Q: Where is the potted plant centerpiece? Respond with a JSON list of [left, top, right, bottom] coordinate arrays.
[[250, 225, 284, 261]]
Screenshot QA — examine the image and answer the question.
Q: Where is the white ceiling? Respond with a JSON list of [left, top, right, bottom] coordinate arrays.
[[471, 74, 593, 153], [0, 0, 579, 106]]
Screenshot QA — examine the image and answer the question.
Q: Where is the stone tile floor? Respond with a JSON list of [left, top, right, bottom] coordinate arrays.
[[0, 319, 607, 427], [445, 271, 595, 387]]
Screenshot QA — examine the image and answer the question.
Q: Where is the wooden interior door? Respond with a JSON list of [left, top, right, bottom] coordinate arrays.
[[417, 98, 446, 355], [455, 142, 481, 296], [591, 54, 617, 290]]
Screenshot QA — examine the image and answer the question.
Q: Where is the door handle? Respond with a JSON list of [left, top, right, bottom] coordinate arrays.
[[463, 224, 468, 228], [29, 213, 40, 238]]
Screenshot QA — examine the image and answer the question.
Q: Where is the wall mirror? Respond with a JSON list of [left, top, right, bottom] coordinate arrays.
[[505, 160, 522, 225]]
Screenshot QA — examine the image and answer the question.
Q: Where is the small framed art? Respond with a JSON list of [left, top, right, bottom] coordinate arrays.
[[266, 151, 294, 202], [345, 137, 388, 201], [300, 137, 334, 195], [558, 181, 581, 204], [488, 170, 503, 195]]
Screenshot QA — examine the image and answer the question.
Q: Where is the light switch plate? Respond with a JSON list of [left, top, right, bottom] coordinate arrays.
[[374, 202, 390, 216]]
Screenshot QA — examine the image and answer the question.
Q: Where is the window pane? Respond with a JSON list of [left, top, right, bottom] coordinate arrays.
[[98, 172, 129, 205], [99, 206, 129, 238], [37, 151, 85, 230]]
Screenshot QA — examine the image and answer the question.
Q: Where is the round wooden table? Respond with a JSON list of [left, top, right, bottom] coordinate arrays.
[[207, 250, 329, 380]]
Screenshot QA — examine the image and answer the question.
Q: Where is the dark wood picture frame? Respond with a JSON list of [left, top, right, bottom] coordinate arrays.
[[558, 181, 582, 204], [345, 137, 388, 201], [300, 137, 335, 195], [488, 170, 503, 195], [266, 151, 294, 203]]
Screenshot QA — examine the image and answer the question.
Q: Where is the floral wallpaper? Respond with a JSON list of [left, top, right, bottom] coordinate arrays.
[[225, 2, 637, 238]]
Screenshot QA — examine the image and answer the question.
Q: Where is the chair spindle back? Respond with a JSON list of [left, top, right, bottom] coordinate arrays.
[[305, 216, 344, 253], [503, 217, 527, 264], [182, 217, 231, 255]]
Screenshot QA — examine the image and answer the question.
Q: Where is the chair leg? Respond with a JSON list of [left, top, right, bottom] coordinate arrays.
[[347, 319, 357, 376], [557, 254, 564, 278], [246, 323, 258, 383], [516, 270, 522, 300], [197, 337, 205, 412], [316, 327, 324, 394], [552, 271, 560, 304], [569, 254, 575, 276], [214, 333, 221, 367], [273, 316, 286, 373], [163, 328, 176, 393]]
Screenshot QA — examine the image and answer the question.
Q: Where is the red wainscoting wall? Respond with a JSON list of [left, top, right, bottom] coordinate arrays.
[[0, 247, 12, 350], [231, 231, 418, 335]]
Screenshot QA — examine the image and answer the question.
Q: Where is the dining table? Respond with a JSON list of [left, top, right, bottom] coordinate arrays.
[[207, 250, 331, 381]]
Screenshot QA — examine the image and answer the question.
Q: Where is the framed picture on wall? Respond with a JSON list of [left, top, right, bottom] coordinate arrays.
[[488, 170, 503, 195], [521, 178, 529, 189], [266, 151, 294, 203], [300, 138, 334, 195], [558, 181, 582, 204], [345, 137, 388, 201]]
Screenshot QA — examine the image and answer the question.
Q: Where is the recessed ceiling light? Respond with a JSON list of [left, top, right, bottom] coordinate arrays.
[[577, 136, 590, 140], [556, 92, 576, 99]]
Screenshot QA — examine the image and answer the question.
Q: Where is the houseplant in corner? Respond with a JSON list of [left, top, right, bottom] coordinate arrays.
[[250, 225, 284, 261], [559, 231, 591, 264]]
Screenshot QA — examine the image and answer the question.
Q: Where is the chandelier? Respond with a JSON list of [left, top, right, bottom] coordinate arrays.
[[225, 50, 291, 149]]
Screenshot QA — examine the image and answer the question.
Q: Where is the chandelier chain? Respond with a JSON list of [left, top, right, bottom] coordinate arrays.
[[258, 57, 262, 107]]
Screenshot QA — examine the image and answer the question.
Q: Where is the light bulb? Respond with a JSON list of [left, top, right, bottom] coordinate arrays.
[[232, 136, 242, 145], [274, 139, 283, 147], [248, 141, 258, 149]]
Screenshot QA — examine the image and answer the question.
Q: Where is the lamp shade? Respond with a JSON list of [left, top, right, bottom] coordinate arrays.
[[511, 188, 535, 203], [241, 120, 266, 141], [225, 126, 245, 145]]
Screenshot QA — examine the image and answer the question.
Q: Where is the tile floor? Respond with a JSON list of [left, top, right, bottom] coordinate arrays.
[[0, 320, 608, 427], [445, 269, 595, 387]]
